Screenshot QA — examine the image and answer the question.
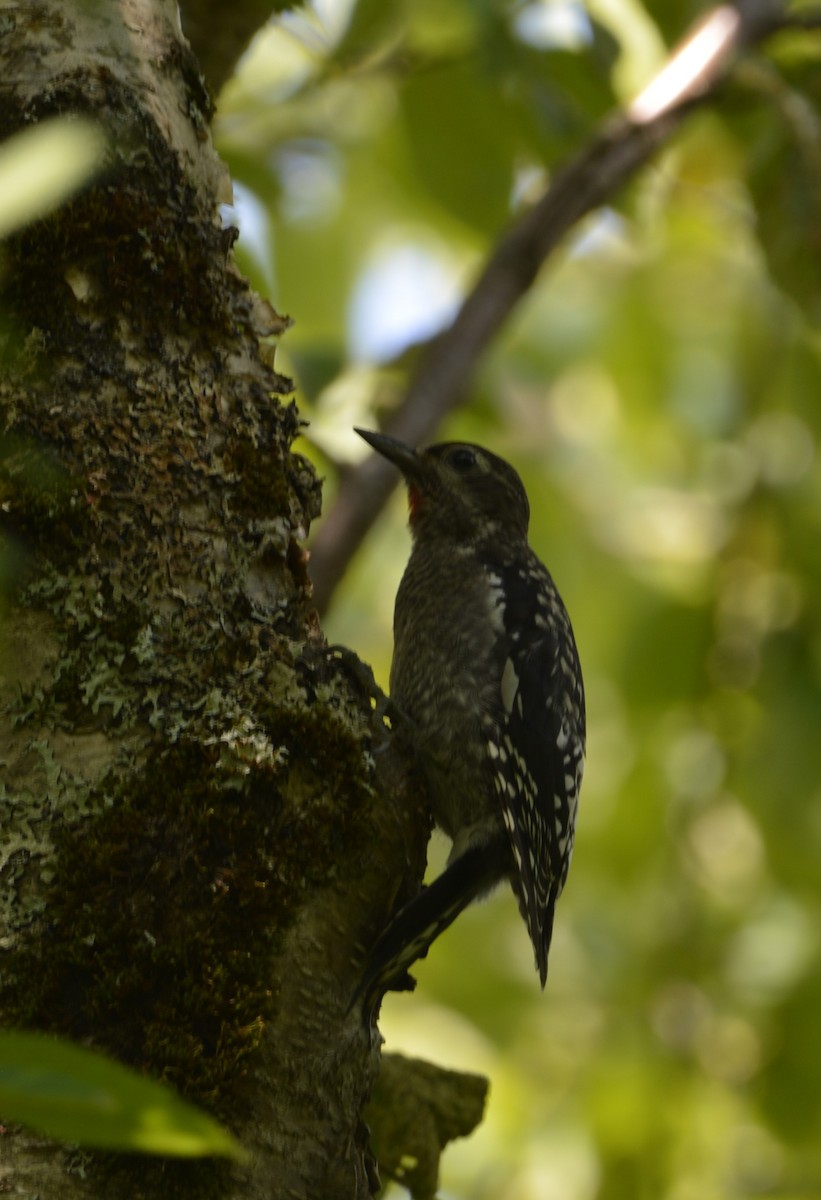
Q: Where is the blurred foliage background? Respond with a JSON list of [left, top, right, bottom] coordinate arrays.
[[215, 2, 821, 1198]]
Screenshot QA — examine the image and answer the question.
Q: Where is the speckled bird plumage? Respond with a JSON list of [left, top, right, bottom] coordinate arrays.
[[355, 430, 585, 997]]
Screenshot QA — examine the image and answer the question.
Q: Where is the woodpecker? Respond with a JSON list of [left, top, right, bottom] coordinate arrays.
[[355, 428, 585, 999]]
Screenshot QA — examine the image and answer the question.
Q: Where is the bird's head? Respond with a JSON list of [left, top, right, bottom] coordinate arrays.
[[356, 428, 530, 546]]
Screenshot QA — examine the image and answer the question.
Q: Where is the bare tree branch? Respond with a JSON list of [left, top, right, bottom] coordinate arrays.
[[308, 1, 793, 615]]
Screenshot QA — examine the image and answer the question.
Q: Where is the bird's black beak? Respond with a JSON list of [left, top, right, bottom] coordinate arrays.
[[355, 428, 422, 479]]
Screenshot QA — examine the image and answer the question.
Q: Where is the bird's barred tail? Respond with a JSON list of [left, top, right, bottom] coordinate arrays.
[[351, 838, 505, 1013]]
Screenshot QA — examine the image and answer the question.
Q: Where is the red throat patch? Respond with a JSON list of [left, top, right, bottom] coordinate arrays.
[[408, 483, 423, 522]]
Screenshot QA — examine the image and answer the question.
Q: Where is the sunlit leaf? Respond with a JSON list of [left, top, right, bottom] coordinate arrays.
[[0, 1033, 245, 1160], [0, 118, 106, 238]]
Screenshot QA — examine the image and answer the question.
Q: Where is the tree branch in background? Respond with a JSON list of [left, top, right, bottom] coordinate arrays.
[[308, 1, 790, 615]]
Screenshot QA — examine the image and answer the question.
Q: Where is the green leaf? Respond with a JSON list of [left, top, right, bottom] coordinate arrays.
[[730, 52, 821, 323], [0, 1032, 245, 1160], [0, 117, 106, 238], [399, 54, 517, 232]]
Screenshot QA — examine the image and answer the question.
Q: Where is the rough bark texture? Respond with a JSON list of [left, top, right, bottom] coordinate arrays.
[[369, 1054, 488, 1200], [0, 2, 432, 1196]]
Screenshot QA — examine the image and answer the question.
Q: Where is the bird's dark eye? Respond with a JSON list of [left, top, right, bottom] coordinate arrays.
[[448, 447, 477, 472]]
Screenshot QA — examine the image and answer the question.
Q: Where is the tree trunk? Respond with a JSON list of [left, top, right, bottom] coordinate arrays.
[[0, 2, 429, 1196]]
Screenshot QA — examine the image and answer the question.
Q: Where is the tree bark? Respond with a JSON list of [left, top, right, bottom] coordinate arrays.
[[0, 2, 431, 1196]]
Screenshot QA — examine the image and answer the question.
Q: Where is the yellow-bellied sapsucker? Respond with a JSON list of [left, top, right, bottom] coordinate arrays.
[[355, 429, 586, 999]]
